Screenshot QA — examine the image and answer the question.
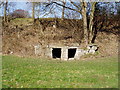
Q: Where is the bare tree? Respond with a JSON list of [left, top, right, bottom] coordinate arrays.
[[81, 2, 88, 45], [11, 9, 30, 18], [61, 0, 66, 19], [32, 2, 35, 20], [0, 1, 16, 22], [40, 1, 102, 45], [45, 1, 90, 45], [4, 0, 8, 22], [88, 2, 96, 44]]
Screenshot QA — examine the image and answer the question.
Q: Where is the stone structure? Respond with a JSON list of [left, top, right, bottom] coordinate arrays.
[[87, 44, 98, 54], [34, 43, 98, 61]]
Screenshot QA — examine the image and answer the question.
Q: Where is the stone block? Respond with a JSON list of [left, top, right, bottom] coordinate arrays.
[[34, 45, 41, 55], [61, 47, 68, 61]]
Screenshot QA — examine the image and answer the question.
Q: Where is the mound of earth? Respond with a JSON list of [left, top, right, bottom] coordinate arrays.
[[2, 18, 119, 58]]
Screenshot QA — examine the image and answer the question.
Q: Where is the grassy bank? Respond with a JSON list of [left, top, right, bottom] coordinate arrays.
[[2, 55, 118, 88]]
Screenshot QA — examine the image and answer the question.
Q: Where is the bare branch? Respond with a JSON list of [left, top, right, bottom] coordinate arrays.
[[46, 1, 81, 14], [69, 0, 81, 10]]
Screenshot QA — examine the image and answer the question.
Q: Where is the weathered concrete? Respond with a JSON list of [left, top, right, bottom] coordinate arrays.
[[34, 45, 41, 55], [74, 48, 84, 59], [87, 44, 98, 54], [34, 43, 98, 60], [61, 47, 68, 61], [45, 46, 52, 58]]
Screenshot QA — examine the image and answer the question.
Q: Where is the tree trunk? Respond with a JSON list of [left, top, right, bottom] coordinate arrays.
[[62, 1, 66, 19], [81, 2, 88, 46], [4, 0, 8, 22], [89, 2, 96, 43], [32, 2, 35, 20]]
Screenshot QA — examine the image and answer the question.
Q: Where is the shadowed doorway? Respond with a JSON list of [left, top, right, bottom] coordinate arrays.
[[68, 48, 76, 59], [52, 48, 61, 58]]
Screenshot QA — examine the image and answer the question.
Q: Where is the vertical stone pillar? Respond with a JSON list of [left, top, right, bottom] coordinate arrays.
[[74, 48, 84, 60], [61, 47, 68, 61], [74, 48, 79, 60], [34, 45, 41, 55], [45, 47, 53, 58], [49, 48, 53, 58]]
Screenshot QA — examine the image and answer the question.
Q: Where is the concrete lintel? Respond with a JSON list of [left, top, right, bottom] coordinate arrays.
[[68, 47, 78, 49], [49, 45, 63, 48]]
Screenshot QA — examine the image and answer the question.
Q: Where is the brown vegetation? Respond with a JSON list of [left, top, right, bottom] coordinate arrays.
[[2, 17, 119, 58]]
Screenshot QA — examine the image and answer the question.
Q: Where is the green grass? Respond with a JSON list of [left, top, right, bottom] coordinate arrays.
[[10, 18, 81, 26], [2, 55, 118, 88], [10, 18, 33, 25]]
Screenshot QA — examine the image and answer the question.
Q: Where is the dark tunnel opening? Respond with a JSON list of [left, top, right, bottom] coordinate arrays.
[[52, 48, 61, 58], [68, 48, 76, 58]]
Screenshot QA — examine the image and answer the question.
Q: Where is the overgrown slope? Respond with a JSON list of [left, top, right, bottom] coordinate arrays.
[[2, 18, 119, 58]]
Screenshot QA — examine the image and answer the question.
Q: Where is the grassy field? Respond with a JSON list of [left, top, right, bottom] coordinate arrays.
[[2, 55, 118, 88]]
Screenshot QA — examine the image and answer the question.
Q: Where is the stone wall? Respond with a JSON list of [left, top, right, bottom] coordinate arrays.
[[34, 44, 98, 60]]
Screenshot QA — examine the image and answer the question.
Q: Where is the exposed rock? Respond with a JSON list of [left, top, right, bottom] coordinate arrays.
[[87, 44, 98, 54]]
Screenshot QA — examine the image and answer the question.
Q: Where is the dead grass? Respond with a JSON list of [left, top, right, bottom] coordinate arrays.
[[2, 18, 119, 58]]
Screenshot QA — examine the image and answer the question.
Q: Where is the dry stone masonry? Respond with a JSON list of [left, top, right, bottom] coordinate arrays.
[[34, 43, 98, 61]]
